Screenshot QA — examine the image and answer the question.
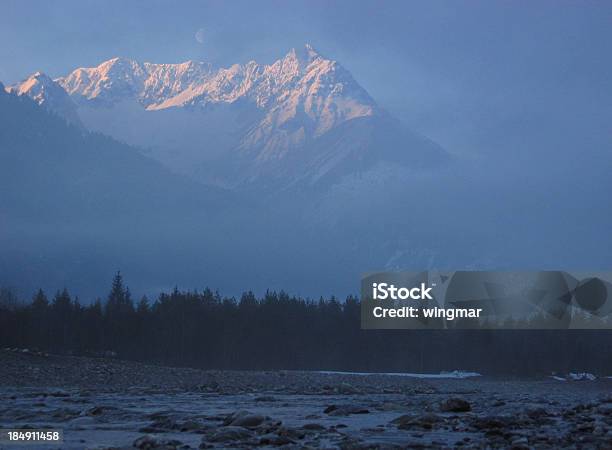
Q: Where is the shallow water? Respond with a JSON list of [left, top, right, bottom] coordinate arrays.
[[2, 378, 611, 449]]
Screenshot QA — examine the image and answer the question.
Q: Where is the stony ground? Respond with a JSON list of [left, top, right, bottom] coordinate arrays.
[[1, 349, 611, 449]]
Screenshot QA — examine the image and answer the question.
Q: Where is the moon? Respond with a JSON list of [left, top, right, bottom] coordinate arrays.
[[195, 28, 205, 45]]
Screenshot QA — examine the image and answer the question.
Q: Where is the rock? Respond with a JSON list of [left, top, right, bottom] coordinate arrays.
[[576, 422, 595, 433], [179, 420, 210, 432], [525, 407, 550, 420], [392, 413, 443, 430], [361, 426, 385, 433], [510, 436, 529, 449], [230, 413, 266, 428], [223, 410, 267, 428], [391, 414, 413, 425], [85, 405, 116, 416], [276, 427, 306, 440], [49, 390, 70, 398], [470, 416, 512, 430], [326, 405, 369, 416], [597, 404, 612, 415], [440, 397, 471, 412], [302, 423, 326, 431], [69, 416, 95, 428], [222, 410, 249, 426], [378, 401, 402, 411], [133, 435, 183, 449], [207, 426, 253, 443], [258, 433, 294, 446], [133, 435, 158, 449], [140, 416, 178, 432]]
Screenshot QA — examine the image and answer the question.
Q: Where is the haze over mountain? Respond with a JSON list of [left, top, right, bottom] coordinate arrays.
[[0, 79, 415, 298], [10, 45, 446, 191], [0, 83, 253, 296], [2, 42, 610, 301], [0, 61, 453, 299]]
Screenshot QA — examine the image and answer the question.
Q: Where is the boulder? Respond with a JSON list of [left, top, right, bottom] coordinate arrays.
[[440, 397, 471, 412]]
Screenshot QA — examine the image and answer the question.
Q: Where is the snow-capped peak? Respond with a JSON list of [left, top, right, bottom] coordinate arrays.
[[12, 46, 435, 190], [44, 45, 378, 153], [10, 71, 58, 103], [57, 56, 216, 108], [53, 45, 376, 114], [9, 45, 446, 191], [49, 44, 379, 165], [8, 72, 82, 126], [282, 43, 322, 71]]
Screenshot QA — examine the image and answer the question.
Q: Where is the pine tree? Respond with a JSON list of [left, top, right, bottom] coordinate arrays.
[[31, 289, 49, 310], [137, 296, 150, 314], [106, 271, 125, 315], [51, 288, 72, 351]]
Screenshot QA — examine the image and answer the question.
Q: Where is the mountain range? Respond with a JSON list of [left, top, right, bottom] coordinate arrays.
[[0, 46, 458, 298], [8, 45, 446, 191], [2, 45, 605, 299]]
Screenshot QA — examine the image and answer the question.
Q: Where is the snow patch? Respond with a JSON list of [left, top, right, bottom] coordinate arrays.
[[550, 372, 597, 381], [568, 372, 597, 381], [317, 370, 481, 379], [550, 376, 567, 381]]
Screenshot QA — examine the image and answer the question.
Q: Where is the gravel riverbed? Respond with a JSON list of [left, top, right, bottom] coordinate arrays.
[[1, 349, 611, 449]]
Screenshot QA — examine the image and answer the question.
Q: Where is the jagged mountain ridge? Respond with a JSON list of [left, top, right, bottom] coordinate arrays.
[[10, 45, 446, 190], [56, 45, 375, 134], [5, 72, 82, 128]]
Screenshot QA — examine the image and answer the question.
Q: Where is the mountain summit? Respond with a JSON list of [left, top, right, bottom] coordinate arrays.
[[7, 71, 82, 127], [11, 45, 445, 190], [56, 45, 377, 138]]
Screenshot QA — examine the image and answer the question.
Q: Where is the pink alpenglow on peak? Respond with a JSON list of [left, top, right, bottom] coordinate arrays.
[[11, 45, 445, 190]]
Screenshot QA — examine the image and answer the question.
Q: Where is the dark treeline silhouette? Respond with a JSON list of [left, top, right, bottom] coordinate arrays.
[[1, 273, 611, 376]]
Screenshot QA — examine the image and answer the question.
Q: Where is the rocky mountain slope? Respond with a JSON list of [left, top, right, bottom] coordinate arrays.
[[6, 72, 82, 127]]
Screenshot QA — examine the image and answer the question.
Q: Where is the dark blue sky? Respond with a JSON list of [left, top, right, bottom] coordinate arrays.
[[1, 0, 610, 163]]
